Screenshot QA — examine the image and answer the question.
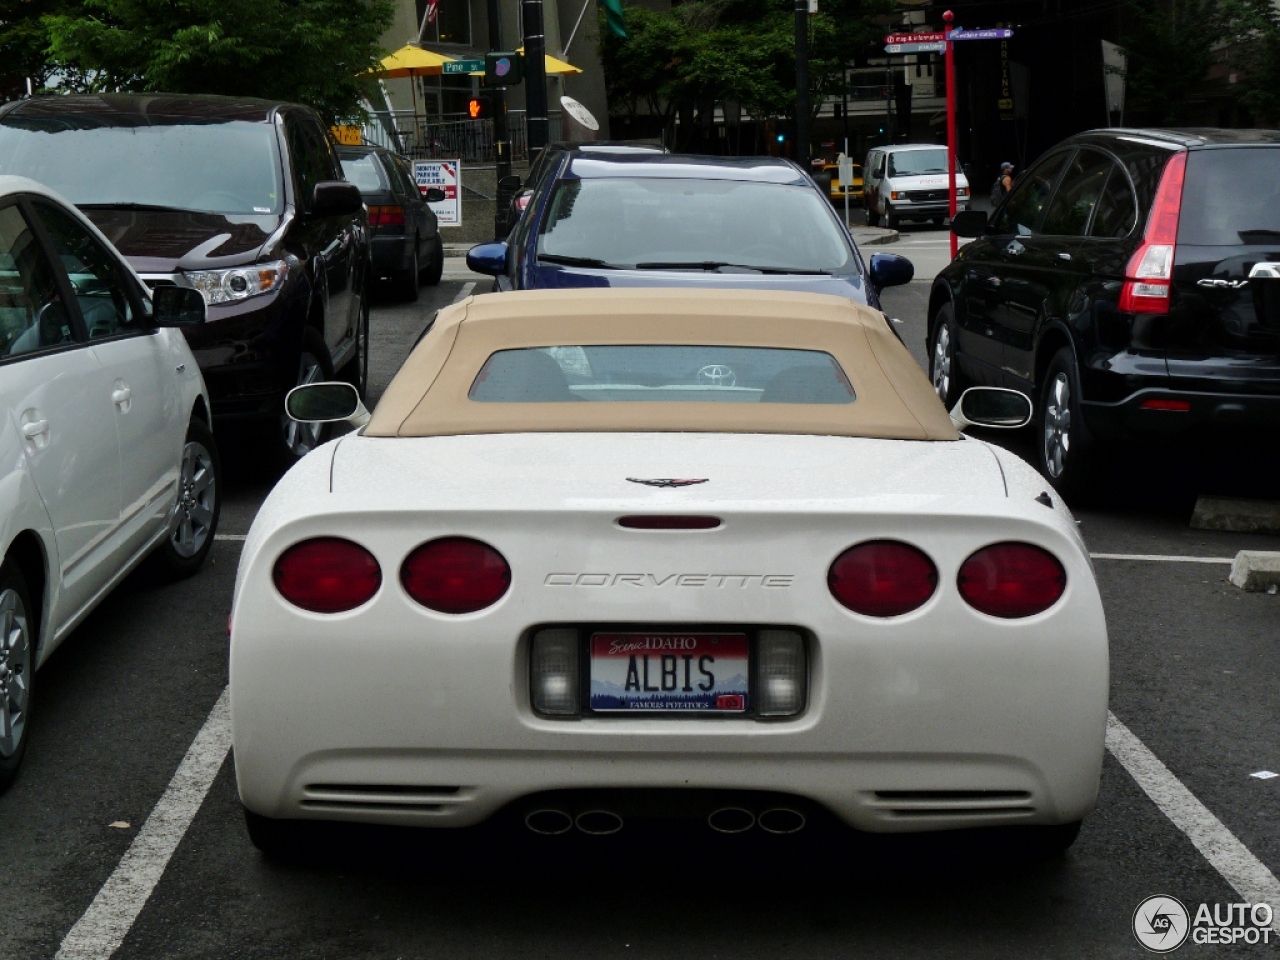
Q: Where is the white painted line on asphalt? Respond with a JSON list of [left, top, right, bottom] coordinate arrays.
[[56, 687, 232, 960], [1107, 712, 1280, 927], [1090, 552, 1233, 564], [214, 534, 246, 542], [1252, 771, 1279, 780], [452, 281, 476, 303]]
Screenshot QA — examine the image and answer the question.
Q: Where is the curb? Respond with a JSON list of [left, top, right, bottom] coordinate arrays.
[[1229, 551, 1280, 592], [444, 243, 475, 255], [1190, 496, 1280, 535], [854, 229, 901, 246]]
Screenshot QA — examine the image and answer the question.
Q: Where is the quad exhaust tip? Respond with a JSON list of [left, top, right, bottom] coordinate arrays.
[[757, 808, 806, 834], [575, 809, 625, 835], [707, 807, 756, 834], [524, 809, 574, 835]]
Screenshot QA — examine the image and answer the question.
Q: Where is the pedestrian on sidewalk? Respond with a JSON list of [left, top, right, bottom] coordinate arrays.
[[989, 161, 1014, 207]]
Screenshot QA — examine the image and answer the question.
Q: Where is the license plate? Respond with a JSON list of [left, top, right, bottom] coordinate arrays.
[[589, 632, 749, 713]]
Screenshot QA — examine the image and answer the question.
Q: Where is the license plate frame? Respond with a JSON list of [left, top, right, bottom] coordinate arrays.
[[587, 631, 751, 715]]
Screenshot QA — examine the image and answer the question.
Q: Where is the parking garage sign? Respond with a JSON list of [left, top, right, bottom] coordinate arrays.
[[414, 159, 461, 226]]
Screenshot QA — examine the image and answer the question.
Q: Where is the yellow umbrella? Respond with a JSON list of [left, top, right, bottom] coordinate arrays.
[[466, 49, 583, 76], [367, 44, 456, 79]]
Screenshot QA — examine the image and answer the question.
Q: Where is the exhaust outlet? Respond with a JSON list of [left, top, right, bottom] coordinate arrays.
[[575, 810, 624, 835], [757, 808, 806, 835], [525, 809, 574, 835], [707, 807, 756, 834]]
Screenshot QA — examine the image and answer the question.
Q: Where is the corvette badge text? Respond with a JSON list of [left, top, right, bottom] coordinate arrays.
[[1132, 895, 1274, 952], [545, 573, 794, 588]]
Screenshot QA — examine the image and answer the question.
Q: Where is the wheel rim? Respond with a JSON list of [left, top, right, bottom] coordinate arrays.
[[1043, 371, 1072, 479], [0, 588, 31, 759], [282, 351, 325, 457], [169, 439, 216, 558], [931, 324, 952, 401]]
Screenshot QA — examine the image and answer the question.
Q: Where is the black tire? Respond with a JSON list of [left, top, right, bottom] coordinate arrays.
[[929, 302, 970, 409], [932, 215, 946, 227], [276, 327, 335, 466], [244, 808, 310, 861], [866, 206, 881, 227], [885, 205, 898, 230], [338, 292, 370, 401], [147, 418, 221, 581], [395, 238, 421, 302], [1037, 347, 1100, 503], [0, 560, 35, 793], [422, 234, 444, 287]]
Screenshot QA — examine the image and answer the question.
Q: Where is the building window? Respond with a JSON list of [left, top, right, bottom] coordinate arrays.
[[417, 0, 472, 46]]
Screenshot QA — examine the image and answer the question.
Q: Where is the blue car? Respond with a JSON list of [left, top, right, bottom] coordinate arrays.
[[467, 152, 913, 305]]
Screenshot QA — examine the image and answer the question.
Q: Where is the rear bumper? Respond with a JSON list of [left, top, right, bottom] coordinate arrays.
[[1082, 388, 1280, 441], [371, 235, 414, 277]]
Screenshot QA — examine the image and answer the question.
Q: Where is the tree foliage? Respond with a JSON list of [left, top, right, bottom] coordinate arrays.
[[1218, 0, 1280, 124], [41, 0, 395, 123], [600, 0, 892, 147], [1121, 0, 1226, 125]]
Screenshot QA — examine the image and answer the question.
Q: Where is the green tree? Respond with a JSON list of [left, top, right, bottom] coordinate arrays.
[[1219, 0, 1280, 124], [1121, 0, 1226, 124], [43, 0, 395, 123], [0, 0, 81, 91]]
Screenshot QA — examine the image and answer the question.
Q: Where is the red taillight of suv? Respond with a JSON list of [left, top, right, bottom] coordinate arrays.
[[957, 543, 1066, 618], [367, 205, 406, 227], [1119, 151, 1187, 315], [828, 541, 938, 617], [401, 537, 511, 614], [273, 538, 382, 613]]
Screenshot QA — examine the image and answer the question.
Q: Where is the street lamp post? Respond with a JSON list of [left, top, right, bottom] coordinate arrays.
[[523, 0, 550, 154], [794, 0, 809, 168], [488, 0, 512, 240], [944, 9, 958, 258]]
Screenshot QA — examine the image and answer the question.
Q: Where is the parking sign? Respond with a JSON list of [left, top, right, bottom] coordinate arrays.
[[413, 159, 461, 226]]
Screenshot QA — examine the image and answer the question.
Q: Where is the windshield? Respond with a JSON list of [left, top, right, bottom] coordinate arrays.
[[537, 178, 854, 273], [887, 149, 956, 177], [0, 118, 284, 216], [1179, 148, 1280, 245], [469, 345, 856, 404], [339, 153, 388, 193]]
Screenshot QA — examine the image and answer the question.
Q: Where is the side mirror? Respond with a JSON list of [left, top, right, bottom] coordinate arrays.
[[153, 285, 206, 326], [424, 187, 446, 203], [868, 252, 914, 288], [949, 387, 1032, 431], [466, 241, 508, 277], [497, 175, 522, 191], [285, 381, 370, 428], [313, 180, 364, 217], [951, 209, 989, 238]]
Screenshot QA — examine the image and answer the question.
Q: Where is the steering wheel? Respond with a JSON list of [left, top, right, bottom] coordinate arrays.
[[35, 301, 71, 346]]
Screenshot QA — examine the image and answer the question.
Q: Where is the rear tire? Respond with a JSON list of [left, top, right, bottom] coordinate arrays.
[[147, 418, 221, 580], [929, 302, 969, 409], [244, 808, 309, 861], [1016, 821, 1082, 859], [932, 215, 945, 226], [1037, 347, 1100, 504], [0, 561, 35, 794], [422, 234, 444, 287], [395, 238, 420, 301], [885, 206, 898, 230], [866, 206, 881, 227]]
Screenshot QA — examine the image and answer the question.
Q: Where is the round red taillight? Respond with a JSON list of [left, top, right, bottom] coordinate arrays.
[[401, 537, 511, 614], [957, 542, 1066, 618], [273, 538, 382, 614], [828, 541, 938, 617]]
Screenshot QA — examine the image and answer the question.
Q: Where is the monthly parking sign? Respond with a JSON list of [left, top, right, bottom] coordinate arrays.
[[414, 159, 461, 226]]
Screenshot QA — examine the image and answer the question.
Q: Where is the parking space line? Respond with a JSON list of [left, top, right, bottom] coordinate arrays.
[[1107, 712, 1280, 927], [55, 687, 232, 960], [452, 281, 476, 303], [214, 534, 246, 542], [1090, 553, 1233, 564]]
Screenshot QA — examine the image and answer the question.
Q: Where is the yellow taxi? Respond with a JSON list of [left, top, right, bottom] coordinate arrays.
[[823, 161, 863, 203]]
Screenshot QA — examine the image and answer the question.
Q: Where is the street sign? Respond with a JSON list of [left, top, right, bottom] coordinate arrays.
[[442, 59, 485, 75], [885, 42, 946, 54], [951, 28, 1014, 40], [414, 160, 461, 226], [885, 32, 944, 44]]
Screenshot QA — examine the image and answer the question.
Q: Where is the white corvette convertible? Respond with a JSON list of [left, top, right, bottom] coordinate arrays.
[[229, 288, 1108, 856]]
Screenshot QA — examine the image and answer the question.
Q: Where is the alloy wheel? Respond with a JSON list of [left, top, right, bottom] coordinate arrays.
[[1043, 372, 1072, 479], [282, 351, 325, 458], [931, 324, 952, 401], [0, 588, 31, 759], [169, 438, 217, 558]]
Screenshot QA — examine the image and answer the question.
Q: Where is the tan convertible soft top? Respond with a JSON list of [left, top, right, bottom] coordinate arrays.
[[366, 288, 959, 441]]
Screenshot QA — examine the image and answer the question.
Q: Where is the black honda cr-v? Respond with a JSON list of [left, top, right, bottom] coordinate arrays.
[[0, 93, 371, 462], [935, 128, 1280, 499]]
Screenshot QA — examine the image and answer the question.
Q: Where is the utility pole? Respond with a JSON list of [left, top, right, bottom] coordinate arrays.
[[794, 0, 809, 167], [945, 9, 958, 259], [488, 0, 513, 239], [523, 0, 550, 155], [884, 58, 893, 144]]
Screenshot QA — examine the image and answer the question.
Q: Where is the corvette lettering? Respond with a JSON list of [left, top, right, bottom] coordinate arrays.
[[545, 573, 794, 588]]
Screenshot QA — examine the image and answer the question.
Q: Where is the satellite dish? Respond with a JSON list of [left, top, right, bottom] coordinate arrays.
[[559, 95, 599, 132]]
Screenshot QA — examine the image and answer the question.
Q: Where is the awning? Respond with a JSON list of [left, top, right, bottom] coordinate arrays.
[[367, 44, 456, 79]]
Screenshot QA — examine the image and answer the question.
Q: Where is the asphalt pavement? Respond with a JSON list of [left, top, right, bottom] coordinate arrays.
[[3, 240, 1280, 959]]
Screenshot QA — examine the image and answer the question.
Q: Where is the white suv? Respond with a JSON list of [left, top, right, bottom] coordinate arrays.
[[863, 144, 970, 229]]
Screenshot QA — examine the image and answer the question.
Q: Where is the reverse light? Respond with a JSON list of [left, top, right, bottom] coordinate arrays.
[[958, 543, 1066, 618], [185, 260, 288, 306], [273, 538, 381, 613], [755, 630, 807, 717], [828, 541, 938, 617], [367, 205, 406, 227], [1119, 151, 1187, 315], [531, 628, 580, 715], [401, 537, 511, 613]]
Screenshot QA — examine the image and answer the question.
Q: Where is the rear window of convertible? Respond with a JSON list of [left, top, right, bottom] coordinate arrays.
[[468, 345, 856, 404]]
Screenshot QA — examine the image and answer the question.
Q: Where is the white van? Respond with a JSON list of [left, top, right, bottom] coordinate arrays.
[[863, 143, 970, 229]]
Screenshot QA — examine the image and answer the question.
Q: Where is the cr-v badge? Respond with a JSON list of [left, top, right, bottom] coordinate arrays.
[[1197, 278, 1249, 289]]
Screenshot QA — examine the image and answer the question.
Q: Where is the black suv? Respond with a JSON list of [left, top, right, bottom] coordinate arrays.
[[0, 94, 371, 461], [936, 127, 1280, 498]]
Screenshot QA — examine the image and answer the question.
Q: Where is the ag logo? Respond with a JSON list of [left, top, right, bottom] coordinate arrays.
[[1133, 895, 1190, 953]]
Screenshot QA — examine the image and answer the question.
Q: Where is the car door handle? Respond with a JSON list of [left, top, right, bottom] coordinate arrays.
[[1058, 251, 1073, 261], [112, 386, 131, 406], [21, 419, 48, 439]]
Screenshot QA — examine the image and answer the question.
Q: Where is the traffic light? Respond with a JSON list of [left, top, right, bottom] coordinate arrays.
[[484, 51, 524, 86], [466, 96, 491, 120]]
